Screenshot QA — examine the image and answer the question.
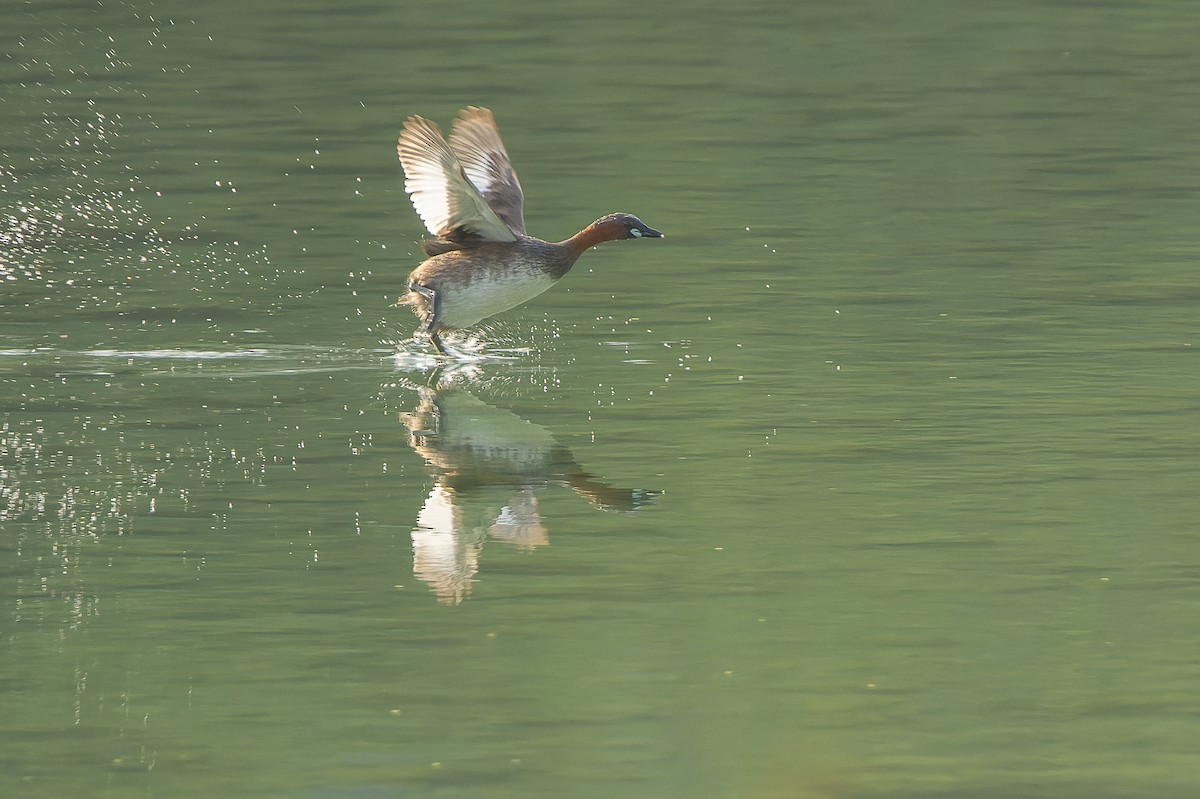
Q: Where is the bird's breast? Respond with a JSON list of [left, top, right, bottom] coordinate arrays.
[[433, 264, 559, 329]]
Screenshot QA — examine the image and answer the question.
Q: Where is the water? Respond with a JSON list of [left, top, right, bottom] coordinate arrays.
[[4, 1, 1200, 797]]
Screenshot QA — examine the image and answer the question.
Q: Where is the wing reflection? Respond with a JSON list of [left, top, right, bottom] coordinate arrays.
[[401, 383, 655, 604]]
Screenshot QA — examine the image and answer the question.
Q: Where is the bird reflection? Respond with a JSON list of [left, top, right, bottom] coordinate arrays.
[[399, 379, 654, 604]]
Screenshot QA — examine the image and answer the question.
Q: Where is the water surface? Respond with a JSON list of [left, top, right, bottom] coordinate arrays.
[[3, 1, 1200, 797]]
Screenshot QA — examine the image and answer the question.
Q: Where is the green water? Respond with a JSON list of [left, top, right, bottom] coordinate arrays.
[[4, 1, 1200, 797]]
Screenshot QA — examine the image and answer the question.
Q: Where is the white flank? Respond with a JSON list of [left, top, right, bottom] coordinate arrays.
[[439, 270, 557, 329]]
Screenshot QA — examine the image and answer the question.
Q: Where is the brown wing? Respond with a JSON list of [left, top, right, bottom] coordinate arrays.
[[446, 107, 526, 236], [397, 114, 518, 244]]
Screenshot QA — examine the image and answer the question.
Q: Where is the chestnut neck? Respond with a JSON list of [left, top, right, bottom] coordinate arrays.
[[560, 219, 624, 258]]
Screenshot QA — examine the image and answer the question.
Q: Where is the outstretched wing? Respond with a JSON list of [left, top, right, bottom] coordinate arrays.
[[446, 107, 526, 236], [397, 114, 518, 244]]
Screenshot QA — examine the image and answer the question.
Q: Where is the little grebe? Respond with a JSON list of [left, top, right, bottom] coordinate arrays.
[[396, 107, 661, 354]]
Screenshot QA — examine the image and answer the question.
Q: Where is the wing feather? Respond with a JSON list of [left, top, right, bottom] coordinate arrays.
[[396, 114, 518, 243], [447, 107, 526, 236]]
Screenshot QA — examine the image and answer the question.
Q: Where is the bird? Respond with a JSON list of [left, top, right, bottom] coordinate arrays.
[[395, 106, 661, 354]]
